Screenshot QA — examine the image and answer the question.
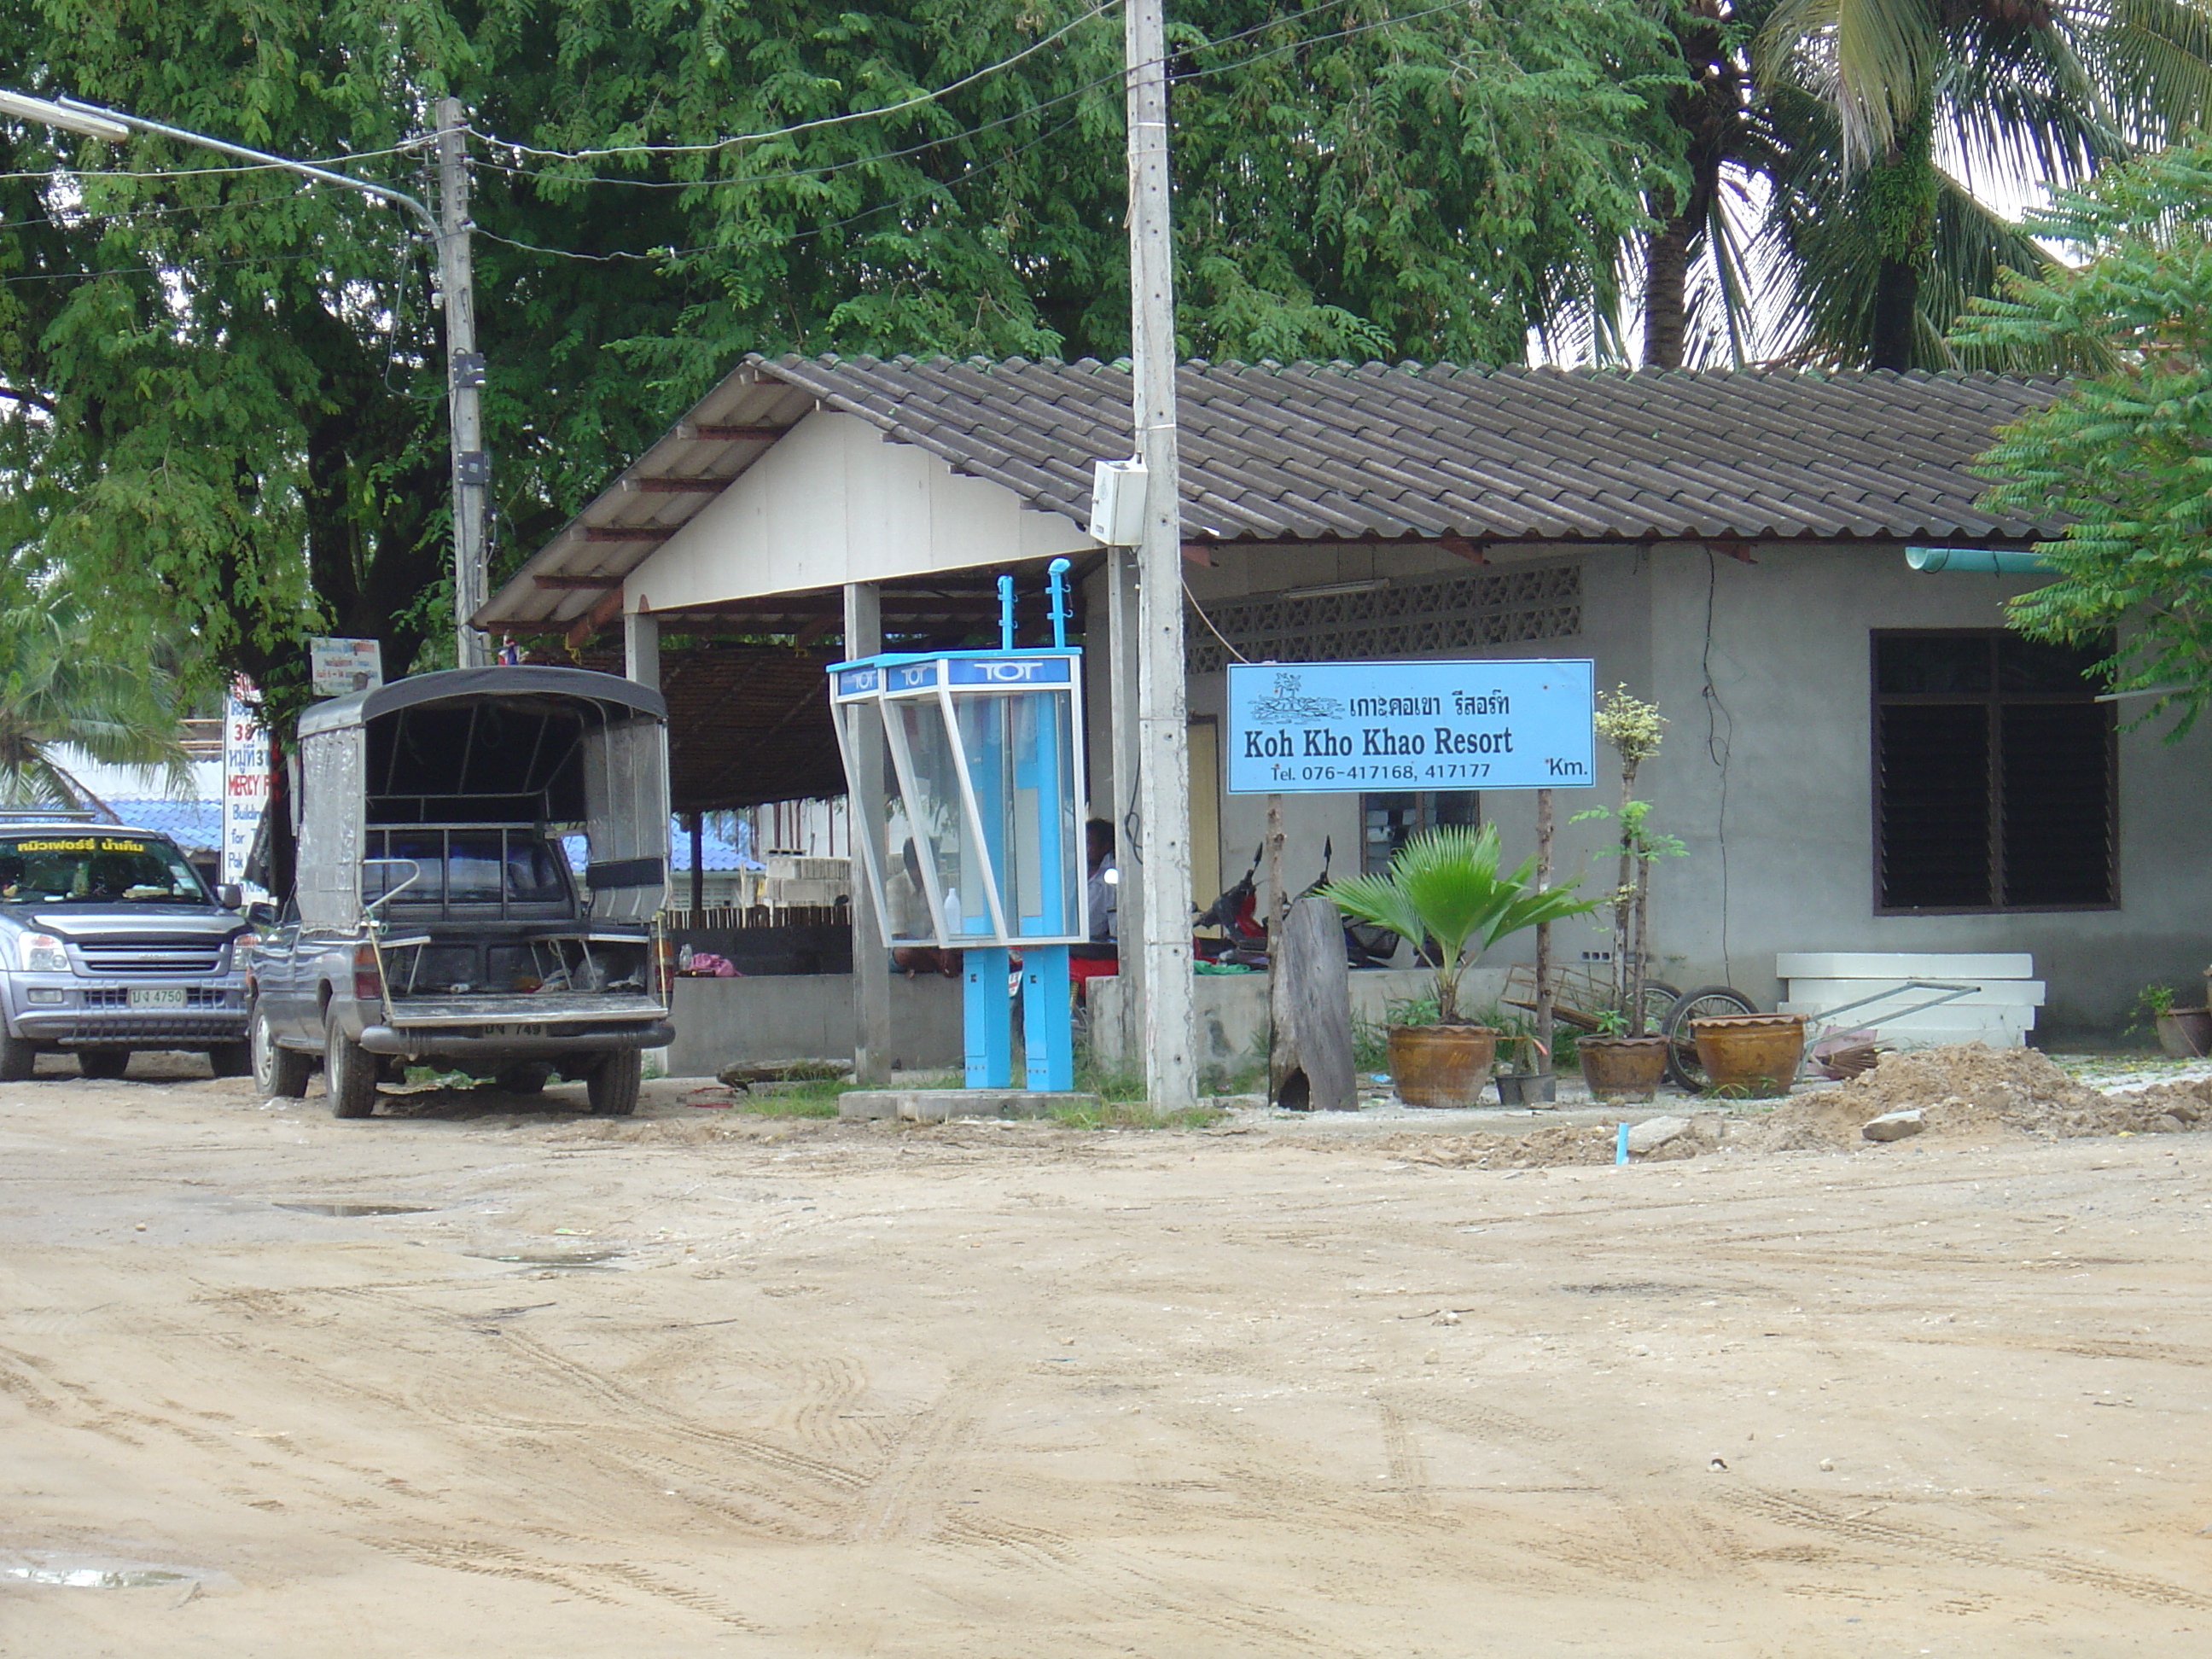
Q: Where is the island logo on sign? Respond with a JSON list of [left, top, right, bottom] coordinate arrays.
[[1245, 672, 1344, 725]]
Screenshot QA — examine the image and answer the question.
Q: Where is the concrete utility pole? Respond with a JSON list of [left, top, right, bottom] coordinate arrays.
[[1123, 0, 1197, 1108], [436, 98, 491, 669]]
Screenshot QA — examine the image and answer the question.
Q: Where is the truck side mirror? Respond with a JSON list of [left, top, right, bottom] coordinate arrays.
[[243, 900, 277, 928], [216, 883, 243, 910]]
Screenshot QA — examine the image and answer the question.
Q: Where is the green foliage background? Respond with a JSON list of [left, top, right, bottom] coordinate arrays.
[[1954, 135, 2212, 734], [0, 0, 1687, 713]]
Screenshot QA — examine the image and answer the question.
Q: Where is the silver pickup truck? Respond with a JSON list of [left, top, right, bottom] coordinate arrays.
[[246, 667, 674, 1118], [0, 818, 250, 1080]]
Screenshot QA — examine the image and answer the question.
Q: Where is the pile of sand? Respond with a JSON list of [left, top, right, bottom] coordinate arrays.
[[1759, 1043, 2212, 1149], [1388, 1045, 2212, 1170]]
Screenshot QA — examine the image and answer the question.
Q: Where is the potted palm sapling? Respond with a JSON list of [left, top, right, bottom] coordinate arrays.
[[1572, 688, 1685, 1099], [1328, 824, 1598, 1107]]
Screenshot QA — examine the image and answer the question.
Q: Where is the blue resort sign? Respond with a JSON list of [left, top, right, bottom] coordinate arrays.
[[1224, 659, 1597, 795]]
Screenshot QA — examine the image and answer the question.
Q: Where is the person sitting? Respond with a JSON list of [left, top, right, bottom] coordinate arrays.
[[887, 840, 961, 978], [1076, 818, 1118, 962]]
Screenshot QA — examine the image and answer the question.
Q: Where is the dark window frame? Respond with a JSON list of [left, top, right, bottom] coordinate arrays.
[[1360, 790, 1481, 876], [1869, 629, 2119, 916]]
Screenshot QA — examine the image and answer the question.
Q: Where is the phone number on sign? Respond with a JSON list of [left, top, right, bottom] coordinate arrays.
[[1272, 762, 1495, 783]]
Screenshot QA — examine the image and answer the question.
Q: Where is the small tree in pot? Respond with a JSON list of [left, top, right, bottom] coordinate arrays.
[[1328, 823, 1598, 1107]]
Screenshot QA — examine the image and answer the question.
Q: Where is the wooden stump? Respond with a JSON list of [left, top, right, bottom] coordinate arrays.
[[1270, 894, 1355, 1111]]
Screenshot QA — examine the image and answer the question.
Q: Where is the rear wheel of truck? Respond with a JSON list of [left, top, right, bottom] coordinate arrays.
[[497, 1062, 550, 1096], [323, 1010, 378, 1119], [253, 1004, 312, 1097], [78, 1048, 128, 1080], [586, 1051, 641, 1117], [207, 1042, 251, 1080]]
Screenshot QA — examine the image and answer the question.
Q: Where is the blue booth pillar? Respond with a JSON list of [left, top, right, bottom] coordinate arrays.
[[963, 946, 1014, 1087]]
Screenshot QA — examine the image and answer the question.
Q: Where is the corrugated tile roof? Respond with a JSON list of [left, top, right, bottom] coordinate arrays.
[[760, 354, 2062, 546], [481, 355, 2063, 632]]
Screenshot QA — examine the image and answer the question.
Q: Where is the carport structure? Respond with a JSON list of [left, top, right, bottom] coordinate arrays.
[[483, 352, 2102, 1083]]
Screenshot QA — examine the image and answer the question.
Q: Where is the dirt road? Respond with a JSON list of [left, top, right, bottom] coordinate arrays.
[[3, 1063, 2208, 1656]]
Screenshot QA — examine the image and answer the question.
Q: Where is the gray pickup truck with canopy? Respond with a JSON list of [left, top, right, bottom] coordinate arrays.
[[247, 667, 673, 1117]]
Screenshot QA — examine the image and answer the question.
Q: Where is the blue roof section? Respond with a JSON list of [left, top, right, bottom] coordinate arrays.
[[111, 801, 764, 871], [108, 800, 225, 850]]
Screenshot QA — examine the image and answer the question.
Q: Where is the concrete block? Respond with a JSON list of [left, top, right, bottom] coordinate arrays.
[[1775, 952, 2034, 981], [1779, 978, 2046, 1009], [837, 1089, 1102, 1122], [1627, 1115, 1694, 1154], [1861, 1109, 1926, 1142]]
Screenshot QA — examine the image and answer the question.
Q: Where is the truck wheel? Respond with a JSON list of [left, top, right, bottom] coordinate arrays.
[[323, 1010, 379, 1119], [0, 1032, 31, 1082], [497, 1062, 550, 1096], [207, 1042, 252, 1080], [79, 1048, 129, 1080], [253, 1005, 313, 1098], [585, 1051, 641, 1117]]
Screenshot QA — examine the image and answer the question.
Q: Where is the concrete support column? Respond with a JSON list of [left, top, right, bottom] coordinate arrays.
[[844, 581, 893, 1084], [623, 609, 660, 689]]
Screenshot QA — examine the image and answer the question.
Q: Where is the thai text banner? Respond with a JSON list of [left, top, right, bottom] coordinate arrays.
[[1224, 659, 1596, 795]]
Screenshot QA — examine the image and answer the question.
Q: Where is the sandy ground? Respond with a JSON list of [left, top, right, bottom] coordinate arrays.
[[3, 1057, 2209, 1656]]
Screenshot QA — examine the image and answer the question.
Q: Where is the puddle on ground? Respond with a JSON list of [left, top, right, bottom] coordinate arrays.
[[2, 1553, 236, 1590], [273, 1202, 439, 1217], [466, 1249, 625, 1269]]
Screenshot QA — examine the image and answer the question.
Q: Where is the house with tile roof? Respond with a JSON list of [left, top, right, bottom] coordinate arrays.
[[482, 355, 2212, 1039]]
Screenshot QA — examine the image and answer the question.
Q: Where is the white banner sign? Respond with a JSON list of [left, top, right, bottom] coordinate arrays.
[[221, 678, 271, 902]]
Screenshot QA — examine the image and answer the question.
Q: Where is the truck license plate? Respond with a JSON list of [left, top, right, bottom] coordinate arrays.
[[128, 987, 189, 1009], [486, 1023, 546, 1038]]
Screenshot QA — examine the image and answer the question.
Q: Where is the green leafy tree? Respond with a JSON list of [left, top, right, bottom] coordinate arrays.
[[1951, 136, 2212, 731], [2, 0, 1685, 891]]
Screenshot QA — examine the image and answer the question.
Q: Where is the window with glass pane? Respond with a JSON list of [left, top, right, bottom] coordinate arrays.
[[1361, 792, 1480, 874], [1873, 631, 2114, 911]]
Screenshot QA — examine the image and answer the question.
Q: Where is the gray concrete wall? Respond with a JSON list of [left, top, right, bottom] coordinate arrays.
[[1178, 538, 2212, 1038], [666, 972, 962, 1077], [1626, 543, 2212, 1034]]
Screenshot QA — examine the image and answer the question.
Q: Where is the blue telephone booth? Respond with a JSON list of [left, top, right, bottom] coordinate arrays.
[[830, 641, 1086, 1090]]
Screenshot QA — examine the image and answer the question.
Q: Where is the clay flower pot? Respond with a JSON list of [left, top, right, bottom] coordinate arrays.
[[1690, 1012, 1805, 1097], [1388, 1025, 1499, 1108], [2155, 1007, 2212, 1058], [1578, 1035, 1668, 1101]]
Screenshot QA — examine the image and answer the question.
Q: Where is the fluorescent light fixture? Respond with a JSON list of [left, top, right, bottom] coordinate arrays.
[[0, 89, 131, 143], [1283, 578, 1388, 600]]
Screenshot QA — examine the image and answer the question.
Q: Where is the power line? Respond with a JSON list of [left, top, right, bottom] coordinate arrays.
[[0, 143, 428, 185], [474, 110, 1086, 265], [469, 0, 1457, 195], [480, 0, 1121, 160]]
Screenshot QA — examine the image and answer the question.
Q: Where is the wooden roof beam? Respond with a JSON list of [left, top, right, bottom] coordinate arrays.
[[566, 588, 626, 650]]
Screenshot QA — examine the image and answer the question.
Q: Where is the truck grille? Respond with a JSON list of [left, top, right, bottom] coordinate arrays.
[[74, 940, 227, 975]]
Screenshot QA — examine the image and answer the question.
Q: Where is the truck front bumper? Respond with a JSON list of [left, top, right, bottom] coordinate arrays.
[[357, 1022, 674, 1059], [5, 981, 247, 1046]]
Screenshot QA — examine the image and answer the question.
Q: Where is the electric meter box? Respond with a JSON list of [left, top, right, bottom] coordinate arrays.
[[830, 649, 1086, 950]]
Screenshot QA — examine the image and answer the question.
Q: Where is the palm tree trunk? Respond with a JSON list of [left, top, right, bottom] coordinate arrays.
[[1643, 210, 1695, 370], [1869, 256, 1920, 371]]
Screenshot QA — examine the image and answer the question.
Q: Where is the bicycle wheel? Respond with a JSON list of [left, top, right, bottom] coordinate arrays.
[[1637, 980, 1681, 1038], [1662, 985, 1761, 1092]]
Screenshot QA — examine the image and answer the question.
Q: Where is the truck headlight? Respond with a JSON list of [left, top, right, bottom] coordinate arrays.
[[17, 934, 67, 974]]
